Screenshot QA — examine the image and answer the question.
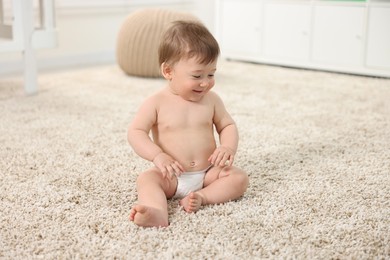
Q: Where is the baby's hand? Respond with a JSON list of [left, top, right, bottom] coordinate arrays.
[[153, 152, 184, 179], [208, 146, 235, 167]]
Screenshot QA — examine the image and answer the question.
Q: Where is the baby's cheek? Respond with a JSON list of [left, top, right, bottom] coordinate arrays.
[[209, 80, 215, 88]]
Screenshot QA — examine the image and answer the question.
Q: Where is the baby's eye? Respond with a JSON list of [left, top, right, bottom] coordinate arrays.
[[192, 75, 201, 79], [208, 74, 214, 78]]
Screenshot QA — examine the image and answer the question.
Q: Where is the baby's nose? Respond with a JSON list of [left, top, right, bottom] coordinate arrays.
[[200, 79, 210, 87]]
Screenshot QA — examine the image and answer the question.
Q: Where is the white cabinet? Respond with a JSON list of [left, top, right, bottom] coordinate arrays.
[[218, 0, 262, 61], [263, 3, 311, 62], [216, 0, 390, 78], [366, 6, 390, 69], [312, 5, 365, 67]]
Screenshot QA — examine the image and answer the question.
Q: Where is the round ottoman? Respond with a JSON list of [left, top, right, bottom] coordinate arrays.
[[116, 8, 199, 78]]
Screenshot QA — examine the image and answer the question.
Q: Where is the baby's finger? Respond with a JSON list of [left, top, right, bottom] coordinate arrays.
[[160, 168, 168, 178], [219, 153, 230, 166], [164, 165, 175, 179], [214, 151, 225, 167], [175, 161, 185, 172], [228, 154, 234, 166], [208, 153, 216, 165], [169, 171, 176, 180], [171, 162, 183, 176]]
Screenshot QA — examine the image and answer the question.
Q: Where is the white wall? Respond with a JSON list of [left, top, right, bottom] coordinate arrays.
[[0, 0, 216, 75], [192, 0, 217, 35]]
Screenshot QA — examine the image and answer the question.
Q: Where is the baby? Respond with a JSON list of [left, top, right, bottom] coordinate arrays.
[[128, 20, 248, 227]]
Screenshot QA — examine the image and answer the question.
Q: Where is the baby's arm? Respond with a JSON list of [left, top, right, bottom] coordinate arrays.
[[208, 93, 239, 167], [128, 96, 183, 178], [128, 97, 161, 161]]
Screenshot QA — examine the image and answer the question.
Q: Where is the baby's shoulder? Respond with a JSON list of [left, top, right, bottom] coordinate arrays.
[[207, 90, 220, 99], [205, 90, 224, 104], [142, 89, 165, 103], [136, 93, 161, 113]]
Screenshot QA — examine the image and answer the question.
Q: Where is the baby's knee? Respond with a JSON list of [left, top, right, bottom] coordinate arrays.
[[233, 169, 249, 191], [136, 169, 161, 185], [136, 171, 147, 184]]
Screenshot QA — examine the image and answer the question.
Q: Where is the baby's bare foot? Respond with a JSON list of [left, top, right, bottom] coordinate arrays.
[[180, 192, 203, 213], [129, 204, 168, 227]]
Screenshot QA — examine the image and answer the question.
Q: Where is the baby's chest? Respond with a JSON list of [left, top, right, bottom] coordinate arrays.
[[158, 104, 214, 129]]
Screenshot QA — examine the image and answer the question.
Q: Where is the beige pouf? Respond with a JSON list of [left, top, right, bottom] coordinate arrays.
[[116, 9, 198, 78]]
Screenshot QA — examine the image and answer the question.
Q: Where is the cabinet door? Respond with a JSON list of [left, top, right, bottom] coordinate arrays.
[[312, 5, 365, 66], [263, 3, 311, 61], [366, 7, 390, 69], [218, 0, 262, 60]]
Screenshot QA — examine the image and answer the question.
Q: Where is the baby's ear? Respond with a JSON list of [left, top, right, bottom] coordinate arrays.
[[161, 62, 172, 80]]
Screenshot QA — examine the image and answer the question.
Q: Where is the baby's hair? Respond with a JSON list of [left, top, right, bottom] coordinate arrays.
[[158, 20, 220, 66]]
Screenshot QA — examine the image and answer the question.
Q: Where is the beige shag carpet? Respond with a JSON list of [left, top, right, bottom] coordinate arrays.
[[0, 60, 389, 259]]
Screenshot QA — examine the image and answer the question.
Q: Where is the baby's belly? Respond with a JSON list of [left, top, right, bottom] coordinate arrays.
[[157, 131, 216, 172]]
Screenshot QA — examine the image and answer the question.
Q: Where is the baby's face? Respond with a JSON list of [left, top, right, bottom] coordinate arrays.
[[169, 57, 217, 102]]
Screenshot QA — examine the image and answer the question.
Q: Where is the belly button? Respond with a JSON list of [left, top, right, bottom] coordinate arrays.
[[190, 161, 196, 167]]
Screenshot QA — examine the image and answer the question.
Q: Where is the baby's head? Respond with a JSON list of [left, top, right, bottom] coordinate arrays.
[[158, 20, 220, 67]]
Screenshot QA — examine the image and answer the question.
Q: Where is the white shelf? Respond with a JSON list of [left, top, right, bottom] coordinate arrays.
[[216, 0, 390, 77]]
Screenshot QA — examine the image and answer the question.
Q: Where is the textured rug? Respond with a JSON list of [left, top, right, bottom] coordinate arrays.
[[0, 60, 389, 259]]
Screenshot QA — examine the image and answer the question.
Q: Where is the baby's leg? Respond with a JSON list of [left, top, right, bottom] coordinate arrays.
[[198, 166, 248, 205], [130, 168, 177, 227]]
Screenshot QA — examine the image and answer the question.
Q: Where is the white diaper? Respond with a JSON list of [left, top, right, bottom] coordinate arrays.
[[173, 165, 212, 199]]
